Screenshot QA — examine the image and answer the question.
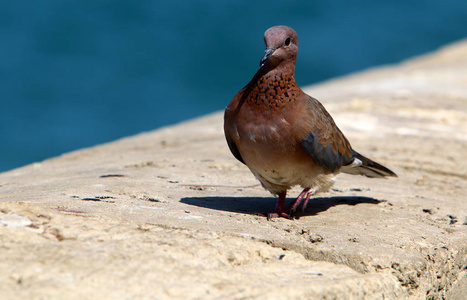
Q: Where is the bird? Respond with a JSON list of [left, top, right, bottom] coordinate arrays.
[[224, 25, 397, 219]]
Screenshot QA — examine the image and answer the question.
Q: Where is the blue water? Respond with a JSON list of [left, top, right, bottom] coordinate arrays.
[[1, 1, 466, 172]]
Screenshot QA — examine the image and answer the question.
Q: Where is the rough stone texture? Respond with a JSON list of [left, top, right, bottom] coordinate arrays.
[[1, 40, 466, 299]]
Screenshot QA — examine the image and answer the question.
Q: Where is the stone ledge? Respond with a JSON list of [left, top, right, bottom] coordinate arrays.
[[1, 40, 466, 299]]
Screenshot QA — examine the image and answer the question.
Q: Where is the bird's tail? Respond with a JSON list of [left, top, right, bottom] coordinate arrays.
[[341, 150, 397, 178]]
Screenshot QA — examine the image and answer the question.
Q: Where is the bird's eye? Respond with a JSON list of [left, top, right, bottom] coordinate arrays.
[[284, 37, 291, 46]]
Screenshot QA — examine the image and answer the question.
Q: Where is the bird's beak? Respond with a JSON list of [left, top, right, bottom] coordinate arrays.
[[260, 48, 275, 67]]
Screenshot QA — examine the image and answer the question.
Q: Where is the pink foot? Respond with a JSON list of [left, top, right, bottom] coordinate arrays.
[[258, 189, 314, 220], [267, 191, 292, 220], [266, 211, 291, 220]]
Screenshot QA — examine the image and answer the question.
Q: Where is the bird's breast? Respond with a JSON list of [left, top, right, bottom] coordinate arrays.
[[232, 100, 316, 181]]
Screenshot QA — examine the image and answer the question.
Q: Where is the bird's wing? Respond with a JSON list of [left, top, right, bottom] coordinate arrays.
[[225, 134, 245, 165], [224, 89, 246, 165], [300, 95, 354, 172]]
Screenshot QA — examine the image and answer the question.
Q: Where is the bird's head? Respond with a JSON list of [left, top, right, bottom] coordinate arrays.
[[260, 25, 298, 68]]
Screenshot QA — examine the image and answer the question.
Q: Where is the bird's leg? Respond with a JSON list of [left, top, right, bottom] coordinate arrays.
[[290, 188, 311, 216], [301, 190, 315, 212], [267, 191, 290, 220]]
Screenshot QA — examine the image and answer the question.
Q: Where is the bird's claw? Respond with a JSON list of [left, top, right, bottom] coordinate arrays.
[[267, 211, 291, 220]]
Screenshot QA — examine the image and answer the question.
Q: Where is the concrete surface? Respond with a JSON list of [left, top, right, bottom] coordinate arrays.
[[1, 40, 466, 299]]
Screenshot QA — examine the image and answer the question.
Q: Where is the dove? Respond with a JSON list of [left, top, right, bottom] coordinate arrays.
[[224, 25, 397, 219]]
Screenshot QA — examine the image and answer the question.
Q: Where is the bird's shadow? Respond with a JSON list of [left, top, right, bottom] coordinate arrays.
[[180, 195, 383, 218]]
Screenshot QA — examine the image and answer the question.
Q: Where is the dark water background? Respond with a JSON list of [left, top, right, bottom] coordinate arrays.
[[1, 1, 466, 172]]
